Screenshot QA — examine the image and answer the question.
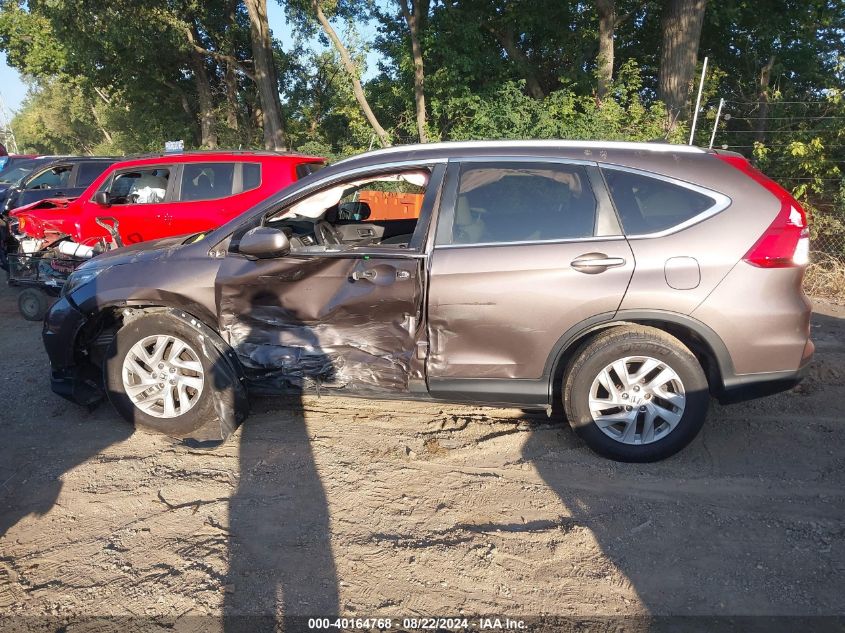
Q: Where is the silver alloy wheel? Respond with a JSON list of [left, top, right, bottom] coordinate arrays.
[[121, 334, 204, 419], [588, 355, 686, 445]]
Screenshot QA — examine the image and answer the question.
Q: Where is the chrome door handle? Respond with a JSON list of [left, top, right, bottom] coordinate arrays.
[[571, 253, 626, 274]]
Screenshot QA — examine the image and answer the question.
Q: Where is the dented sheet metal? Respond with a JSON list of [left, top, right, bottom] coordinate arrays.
[[216, 253, 425, 396]]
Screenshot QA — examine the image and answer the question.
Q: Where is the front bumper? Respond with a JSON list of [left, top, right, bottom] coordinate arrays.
[[43, 295, 103, 405]]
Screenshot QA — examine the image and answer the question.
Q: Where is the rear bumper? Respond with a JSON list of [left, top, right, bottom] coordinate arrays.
[[717, 339, 814, 404]]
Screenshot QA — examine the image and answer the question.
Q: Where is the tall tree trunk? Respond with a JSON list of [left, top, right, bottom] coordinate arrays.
[[189, 49, 218, 148], [223, 0, 241, 131], [311, 0, 391, 147], [595, 0, 615, 100], [89, 104, 113, 145], [485, 25, 545, 99], [224, 63, 240, 131], [657, 0, 708, 122], [755, 56, 776, 145], [245, 0, 287, 150], [399, 0, 428, 143]]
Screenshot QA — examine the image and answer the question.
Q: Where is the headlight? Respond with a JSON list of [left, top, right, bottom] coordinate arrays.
[[63, 266, 110, 297]]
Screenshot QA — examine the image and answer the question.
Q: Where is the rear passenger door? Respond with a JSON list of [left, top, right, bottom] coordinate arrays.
[[170, 162, 257, 236], [425, 159, 635, 397]]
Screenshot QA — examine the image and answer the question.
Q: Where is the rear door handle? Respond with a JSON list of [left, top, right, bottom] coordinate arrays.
[[570, 253, 626, 274]]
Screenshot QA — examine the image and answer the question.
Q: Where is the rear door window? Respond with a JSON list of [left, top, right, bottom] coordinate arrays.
[[180, 162, 236, 201], [449, 162, 597, 245], [602, 168, 718, 235], [76, 162, 111, 188]]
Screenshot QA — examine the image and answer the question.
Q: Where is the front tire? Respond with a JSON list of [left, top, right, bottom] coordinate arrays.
[[563, 326, 709, 462], [104, 313, 244, 443]]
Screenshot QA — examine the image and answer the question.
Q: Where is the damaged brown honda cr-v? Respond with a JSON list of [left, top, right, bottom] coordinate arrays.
[[43, 141, 814, 462]]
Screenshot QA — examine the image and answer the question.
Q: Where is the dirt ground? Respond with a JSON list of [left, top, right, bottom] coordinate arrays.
[[0, 281, 844, 630]]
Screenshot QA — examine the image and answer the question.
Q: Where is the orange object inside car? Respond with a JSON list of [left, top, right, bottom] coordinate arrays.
[[356, 191, 424, 220]]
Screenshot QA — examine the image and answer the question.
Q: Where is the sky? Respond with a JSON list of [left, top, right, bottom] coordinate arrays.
[[0, 52, 27, 114], [0, 3, 382, 117]]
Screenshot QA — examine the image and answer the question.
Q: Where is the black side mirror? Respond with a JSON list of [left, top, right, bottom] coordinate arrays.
[[238, 226, 291, 259], [94, 191, 111, 206]]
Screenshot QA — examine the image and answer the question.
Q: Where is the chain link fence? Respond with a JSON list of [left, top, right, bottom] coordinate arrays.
[[806, 206, 845, 301], [809, 207, 845, 260]]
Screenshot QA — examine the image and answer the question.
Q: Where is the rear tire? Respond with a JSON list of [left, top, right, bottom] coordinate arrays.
[[104, 313, 244, 443], [18, 288, 49, 321], [563, 325, 709, 462]]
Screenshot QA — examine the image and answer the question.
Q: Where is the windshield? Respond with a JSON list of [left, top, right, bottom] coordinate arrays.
[[0, 164, 38, 185]]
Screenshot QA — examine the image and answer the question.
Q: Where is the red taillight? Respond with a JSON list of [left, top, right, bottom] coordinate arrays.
[[716, 154, 809, 268]]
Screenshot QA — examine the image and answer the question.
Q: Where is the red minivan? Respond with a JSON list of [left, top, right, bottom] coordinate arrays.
[[10, 150, 324, 249]]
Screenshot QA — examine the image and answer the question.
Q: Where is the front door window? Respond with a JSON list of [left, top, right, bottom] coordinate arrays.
[[103, 168, 171, 205]]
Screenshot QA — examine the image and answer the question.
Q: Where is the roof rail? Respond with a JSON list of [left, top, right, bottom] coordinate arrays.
[[121, 148, 313, 161], [334, 139, 707, 165]]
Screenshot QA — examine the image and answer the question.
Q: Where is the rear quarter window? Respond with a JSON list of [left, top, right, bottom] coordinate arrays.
[[602, 168, 718, 235], [76, 162, 111, 187], [242, 163, 261, 191], [295, 162, 325, 179]]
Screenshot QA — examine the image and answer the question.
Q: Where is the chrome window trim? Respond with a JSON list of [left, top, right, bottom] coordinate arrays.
[[600, 163, 732, 239], [282, 250, 427, 260], [434, 235, 626, 250]]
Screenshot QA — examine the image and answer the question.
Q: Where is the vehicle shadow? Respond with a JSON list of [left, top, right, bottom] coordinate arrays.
[[519, 311, 845, 623], [220, 293, 339, 632], [0, 291, 133, 538], [0, 410, 132, 540]]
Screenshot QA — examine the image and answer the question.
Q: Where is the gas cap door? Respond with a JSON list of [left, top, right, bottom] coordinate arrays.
[[664, 256, 701, 290]]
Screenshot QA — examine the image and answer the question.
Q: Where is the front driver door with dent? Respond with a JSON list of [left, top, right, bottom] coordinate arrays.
[[214, 164, 445, 396]]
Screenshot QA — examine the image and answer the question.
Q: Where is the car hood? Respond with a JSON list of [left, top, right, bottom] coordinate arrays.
[[81, 235, 191, 270]]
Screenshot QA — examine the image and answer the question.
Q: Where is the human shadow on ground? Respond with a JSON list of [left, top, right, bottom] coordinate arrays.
[[221, 293, 339, 632]]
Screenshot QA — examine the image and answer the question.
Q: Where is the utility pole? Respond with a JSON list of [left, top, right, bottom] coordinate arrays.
[[708, 98, 725, 149], [688, 56, 708, 146], [0, 91, 19, 154]]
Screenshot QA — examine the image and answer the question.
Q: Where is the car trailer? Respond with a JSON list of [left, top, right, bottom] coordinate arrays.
[[7, 250, 87, 321]]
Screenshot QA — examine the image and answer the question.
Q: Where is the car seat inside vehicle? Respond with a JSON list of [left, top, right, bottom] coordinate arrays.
[[453, 196, 486, 243]]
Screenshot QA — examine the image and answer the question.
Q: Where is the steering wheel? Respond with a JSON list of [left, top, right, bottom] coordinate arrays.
[[315, 220, 342, 246]]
